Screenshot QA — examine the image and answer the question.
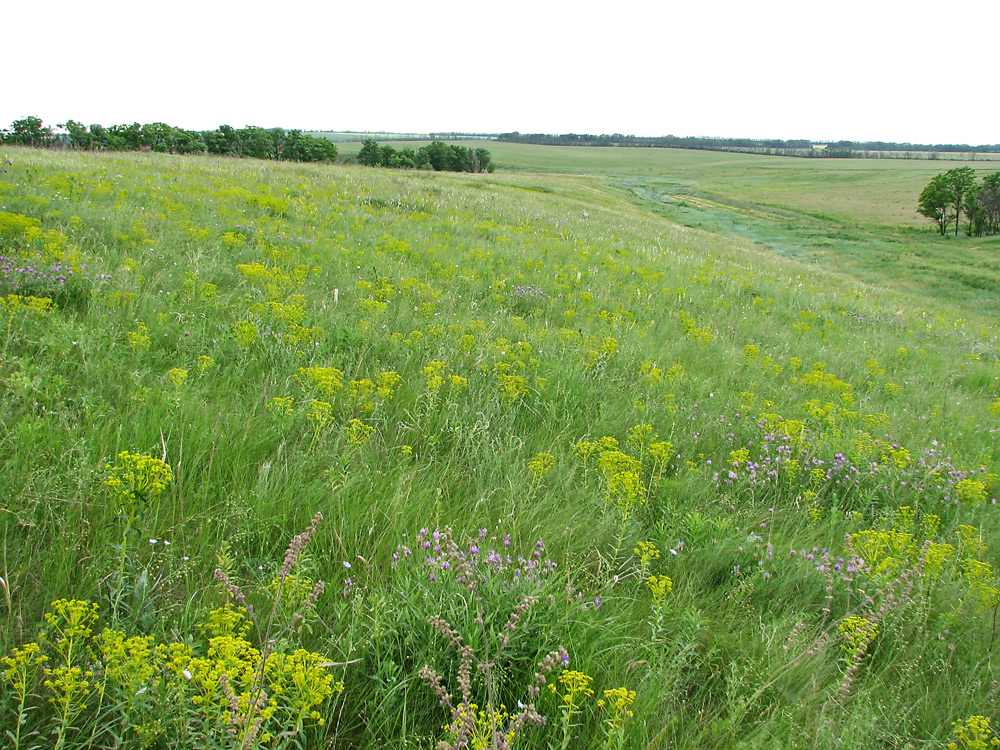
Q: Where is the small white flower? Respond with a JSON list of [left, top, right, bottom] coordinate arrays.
[[163, 540, 171, 546], [182, 669, 192, 680], [149, 538, 158, 544], [343, 561, 352, 568]]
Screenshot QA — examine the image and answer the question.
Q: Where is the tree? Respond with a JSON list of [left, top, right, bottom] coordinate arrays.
[[357, 139, 383, 167], [472, 148, 493, 173], [88, 124, 110, 150], [421, 141, 450, 171], [917, 174, 954, 235], [944, 167, 977, 237], [142, 122, 177, 153], [978, 172, 1000, 236], [237, 127, 275, 159], [60, 120, 92, 150], [2, 116, 52, 147], [204, 124, 241, 155], [962, 182, 986, 236], [282, 130, 337, 162], [107, 122, 146, 150]]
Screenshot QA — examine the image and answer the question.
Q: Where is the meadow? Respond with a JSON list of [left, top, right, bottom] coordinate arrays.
[[339, 140, 1000, 314], [1, 144, 999, 749]]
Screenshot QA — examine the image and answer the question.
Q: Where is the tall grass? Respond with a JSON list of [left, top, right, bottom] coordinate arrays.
[[1, 146, 998, 748]]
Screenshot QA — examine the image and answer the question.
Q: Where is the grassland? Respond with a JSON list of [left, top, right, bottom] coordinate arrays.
[[310, 132, 438, 142], [1, 144, 999, 749], [341, 140, 1000, 314]]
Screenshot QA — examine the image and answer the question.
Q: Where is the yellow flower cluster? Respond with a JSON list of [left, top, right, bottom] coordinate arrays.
[[574, 427, 674, 520], [3, 601, 340, 747], [298, 365, 344, 397], [955, 478, 988, 507], [1, 642, 48, 693], [633, 541, 660, 567], [126, 321, 151, 352], [168, 367, 188, 387], [948, 715, 1000, 750], [306, 400, 333, 435], [837, 616, 879, 658], [646, 575, 673, 607], [268, 396, 296, 415], [678, 310, 713, 344], [849, 512, 999, 611], [236, 260, 316, 299], [197, 354, 216, 374], [550, 669, 594, 708], [103, 451, 173, 508], [528, 452, 555, 480], [422, 360, 467, 395], [232, 320, 258, 347], [1, 293, 56, 320], [598, 686, 636, 728], [346, 418, 376, 447], [850, 506, 954, 580], [791, 362, 852, 393]]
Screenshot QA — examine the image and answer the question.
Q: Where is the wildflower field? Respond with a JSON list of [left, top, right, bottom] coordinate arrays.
[[1, 145, 999, 748]]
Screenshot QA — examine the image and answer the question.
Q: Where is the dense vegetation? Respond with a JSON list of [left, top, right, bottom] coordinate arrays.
[[356, 139, 492, 172], [918, 167, 1000, 236], [499, 131, 1000, 157], [1, 116, 339, 162], [1, 145, 999, 749]]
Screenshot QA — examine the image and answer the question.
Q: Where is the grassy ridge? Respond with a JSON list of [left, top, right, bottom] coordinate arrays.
[[346, 141, 1000, 314], [1, 147, 999, 748]]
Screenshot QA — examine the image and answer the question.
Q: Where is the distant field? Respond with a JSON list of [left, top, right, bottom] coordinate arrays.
[[309, 131, 494, 143], [339, 140, 1000, 314], [339, 140, 997, 228], [309, 131, 434, 142]]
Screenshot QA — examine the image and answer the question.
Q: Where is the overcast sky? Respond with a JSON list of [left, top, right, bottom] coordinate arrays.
[[5, 0, 997, 145]]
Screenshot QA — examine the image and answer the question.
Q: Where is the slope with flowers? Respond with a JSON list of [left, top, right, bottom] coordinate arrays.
[[1, 147, 999, 748]]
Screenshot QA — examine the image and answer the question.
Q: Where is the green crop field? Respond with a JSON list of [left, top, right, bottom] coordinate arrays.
[[1, 144, 999, 749]]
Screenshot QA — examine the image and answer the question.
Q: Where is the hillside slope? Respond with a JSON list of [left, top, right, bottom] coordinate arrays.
[[1, 148, 998, 748]]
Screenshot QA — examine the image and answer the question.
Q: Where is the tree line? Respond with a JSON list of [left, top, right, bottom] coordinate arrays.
[[499, 132, 1000, 157], [1, 116, 339, 163], [918, 167, 1000, 237], [356, 139, 492, 173]]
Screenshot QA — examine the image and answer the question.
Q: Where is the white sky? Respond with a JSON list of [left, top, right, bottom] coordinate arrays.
[[5, 0, 997, 145]]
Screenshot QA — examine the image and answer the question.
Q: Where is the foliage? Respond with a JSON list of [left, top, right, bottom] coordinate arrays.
[[2, 116, 338, 163], [0, 144, 998, 749], [917, 167, 1000, 236], [357, 139, 492, 172], [2, 520, 340, 749]]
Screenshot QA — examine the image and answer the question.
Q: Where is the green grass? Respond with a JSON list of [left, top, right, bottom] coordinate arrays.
[[340, 140, 1000, 314], [1, 145, 999, 749]]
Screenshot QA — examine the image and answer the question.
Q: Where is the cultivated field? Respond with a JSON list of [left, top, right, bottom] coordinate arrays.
[[1, 146, 998, 749]]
